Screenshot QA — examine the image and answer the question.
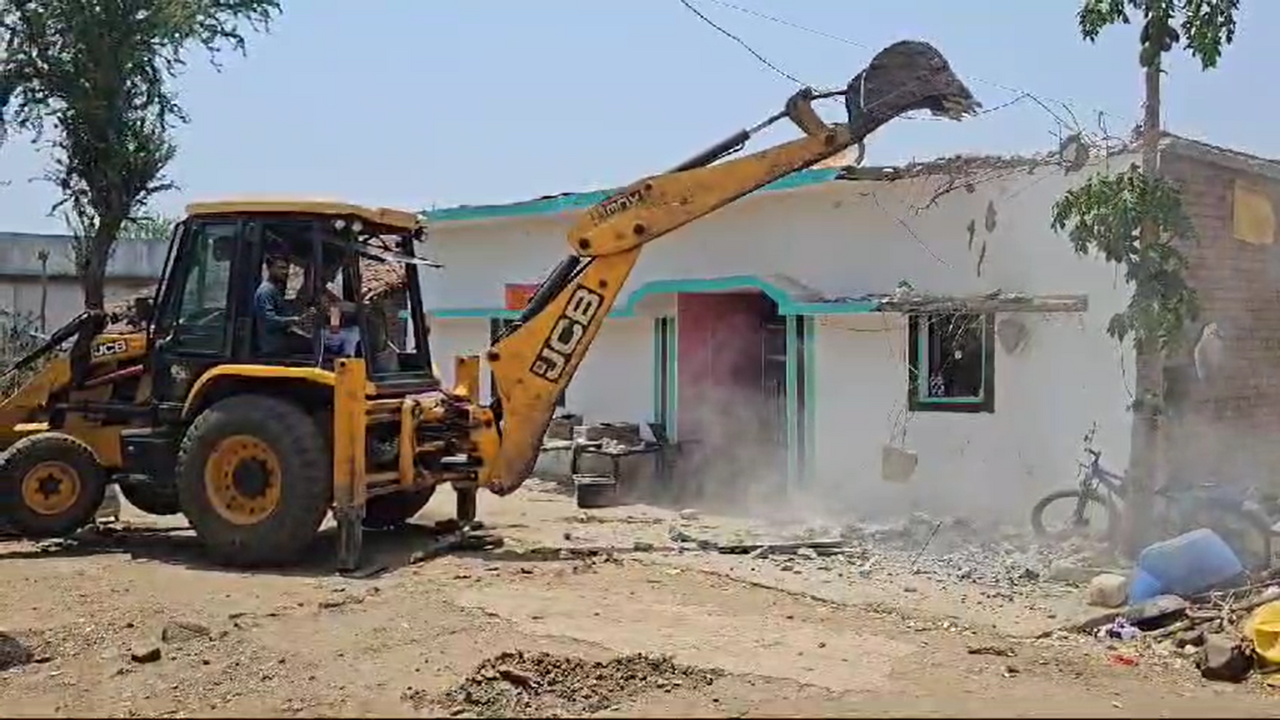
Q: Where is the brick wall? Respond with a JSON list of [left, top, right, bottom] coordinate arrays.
[[1161, 149, 1280, 486]]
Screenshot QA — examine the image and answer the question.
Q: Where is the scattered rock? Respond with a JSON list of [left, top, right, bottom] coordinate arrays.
[[130, 646, 162, 664], [1174, 628, 1206, 649], [966, 644, 1017, 657], [678, 509, 700, 521], [1086, 573, 1129, 608], [1046, 561, 1110, 585], [161, 620, 211, 645], [318, 594, 366, 610], [0, 633, 36, 670], [1124, 594, 1188, 631], [436, 650, 722, 717], [1196, 635, 1252, 682]]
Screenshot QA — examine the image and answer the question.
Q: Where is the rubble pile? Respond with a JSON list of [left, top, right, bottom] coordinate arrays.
[[438, 650, 722, 717], [706, 511, 1119, 591], [1082, 581, 1280, 685]]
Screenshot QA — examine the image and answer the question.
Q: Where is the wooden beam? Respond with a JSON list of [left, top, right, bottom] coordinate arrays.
[[877, 293, 1088, 314]]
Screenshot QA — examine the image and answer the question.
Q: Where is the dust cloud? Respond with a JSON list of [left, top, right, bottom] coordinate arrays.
[[659, 384, 1050, 532]]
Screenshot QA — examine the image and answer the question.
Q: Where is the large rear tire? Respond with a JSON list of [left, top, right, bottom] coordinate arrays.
[[176, 395, 331, 568], [1030, 488, 1118, 543], [0, 432, 108, 538], [363, 487, 436, 530]]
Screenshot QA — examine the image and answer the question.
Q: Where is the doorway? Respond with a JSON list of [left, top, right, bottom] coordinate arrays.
[[674, 291, 787, 505]]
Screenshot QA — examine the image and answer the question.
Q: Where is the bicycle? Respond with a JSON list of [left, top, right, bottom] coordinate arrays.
[[1029, 424, 1276, 572]]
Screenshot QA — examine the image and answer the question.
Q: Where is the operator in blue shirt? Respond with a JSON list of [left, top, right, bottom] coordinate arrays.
[[254, 254, 303, 356]]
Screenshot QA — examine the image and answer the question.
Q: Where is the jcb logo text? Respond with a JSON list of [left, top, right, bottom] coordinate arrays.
[[530, 286, 603, 383], [91, 339, 129, 359]]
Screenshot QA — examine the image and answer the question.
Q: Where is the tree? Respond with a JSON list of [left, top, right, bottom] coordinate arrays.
[[0, 0, 281, 311], [120, 210, 179, 241], [1051, 0, 1239, 556]]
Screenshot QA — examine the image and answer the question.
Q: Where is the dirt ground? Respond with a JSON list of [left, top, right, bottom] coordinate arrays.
[[3, 483, 1279, 718]]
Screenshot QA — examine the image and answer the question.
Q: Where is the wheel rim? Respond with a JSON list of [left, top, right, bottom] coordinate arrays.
[[204, 435, 283, 526], [20, 461, 81, 516]]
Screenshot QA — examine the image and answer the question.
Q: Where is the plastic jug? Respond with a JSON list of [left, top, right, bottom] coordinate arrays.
[[1135, 528, 1244, 598]]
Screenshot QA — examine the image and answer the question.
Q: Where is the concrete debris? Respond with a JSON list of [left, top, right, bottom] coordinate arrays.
[[1196, 635, 1252, 682], [435, 650, 722, 717], [581, 422, 641, 446], [966, 644, 1017, 657], [129, 645, 161, 664], [1086, 574, 1129, 609], [826, 512, 1110, 590], [1123, 595, 1188, 631], [1173, 628, 1206, 649], [160, 620, 210, 645]]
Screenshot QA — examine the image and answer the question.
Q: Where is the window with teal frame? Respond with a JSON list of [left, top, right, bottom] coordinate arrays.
[[906, 312, 995, 414]]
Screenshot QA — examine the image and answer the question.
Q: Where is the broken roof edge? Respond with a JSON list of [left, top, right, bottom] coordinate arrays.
[[421, 132, 1277, 228], [1160, 134, 1280, 182], [422, 167, 843, 226]]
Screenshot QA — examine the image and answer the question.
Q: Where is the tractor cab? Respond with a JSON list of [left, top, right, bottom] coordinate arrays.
[[140, 200, 441, 403]]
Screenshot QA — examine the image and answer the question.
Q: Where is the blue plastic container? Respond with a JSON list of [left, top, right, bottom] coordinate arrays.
[[1134, 528, 1244, 599], [1127, 567, 1164, 604]]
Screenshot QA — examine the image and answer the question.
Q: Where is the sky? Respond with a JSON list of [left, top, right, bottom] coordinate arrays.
[[0, 0, 1276, 234]]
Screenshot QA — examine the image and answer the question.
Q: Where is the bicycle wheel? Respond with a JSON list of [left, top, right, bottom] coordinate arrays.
[[1030, 489, 1118, 542]]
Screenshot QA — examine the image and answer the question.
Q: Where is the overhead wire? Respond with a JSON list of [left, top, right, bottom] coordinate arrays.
[[676, 0, 805, 85], [682, 0, 1132, 132], [675, 0, 1115, 444]]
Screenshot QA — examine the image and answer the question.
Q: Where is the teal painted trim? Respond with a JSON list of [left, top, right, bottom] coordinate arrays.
[[785, 314, 800, 490], [430, 275, 884, 320], [424, 167, 843, 224], [802, 316, 817, 487]]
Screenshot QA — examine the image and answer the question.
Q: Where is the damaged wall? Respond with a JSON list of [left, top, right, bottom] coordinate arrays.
[[423, 154, 1136, 523], [1160, 148, 1280, 489], [798, 161, 1134, 523]]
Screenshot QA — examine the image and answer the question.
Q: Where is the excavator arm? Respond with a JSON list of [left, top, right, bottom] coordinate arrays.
[[479, 40, 981, 494]]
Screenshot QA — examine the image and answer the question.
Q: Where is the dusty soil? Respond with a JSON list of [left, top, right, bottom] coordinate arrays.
[[2, 484, 1279, 718]]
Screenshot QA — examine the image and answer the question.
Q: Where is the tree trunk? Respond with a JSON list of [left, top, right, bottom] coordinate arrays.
[[1122, 61, 1165, 558], [80, 221, 120, 312]]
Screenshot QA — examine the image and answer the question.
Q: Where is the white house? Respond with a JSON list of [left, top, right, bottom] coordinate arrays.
[[417, 151, 1138, 523]]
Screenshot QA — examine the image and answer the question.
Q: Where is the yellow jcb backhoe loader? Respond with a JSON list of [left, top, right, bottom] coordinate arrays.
[[0, 41, 979, 570]]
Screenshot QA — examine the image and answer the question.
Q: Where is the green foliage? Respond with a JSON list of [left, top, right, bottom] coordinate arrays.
[[0, 0, 280, 306], [120, 210, 178, 241], [1057, 0, 1238, 353], [1051, 165, 1199, 351], [1077, 0, 1239, 69]]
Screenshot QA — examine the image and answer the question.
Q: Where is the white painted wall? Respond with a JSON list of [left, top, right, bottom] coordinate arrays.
[[569, 318, 653, 426], [423, 156, 1137, 523]]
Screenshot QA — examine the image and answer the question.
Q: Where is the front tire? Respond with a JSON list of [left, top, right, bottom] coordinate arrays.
[[1030, 488, 1118, 543], [176, 395, 332, 568], [0, 432, 108, 537]]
